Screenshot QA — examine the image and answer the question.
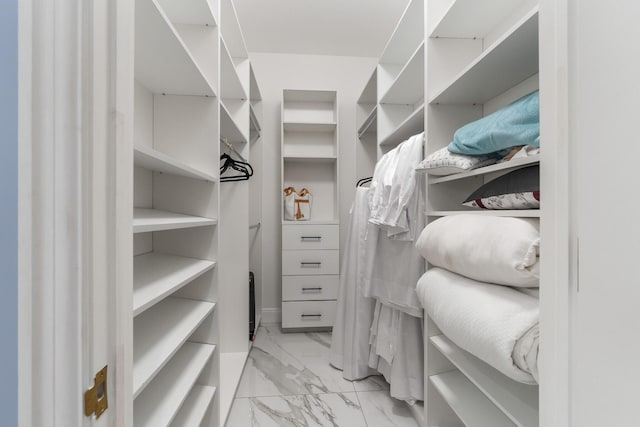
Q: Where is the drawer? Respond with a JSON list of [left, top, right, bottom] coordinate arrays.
[[282, 275, 339, 301], [282, 225, 339, 250], [282, 250, 339, 276], [282, 300, 337, 329]]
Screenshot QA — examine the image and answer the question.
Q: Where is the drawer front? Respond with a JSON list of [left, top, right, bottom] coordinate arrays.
[[282, 225, 339, 250], [282, 275, 339, 301], [282, 301, 337, 328], [282, 250, 339, 276]]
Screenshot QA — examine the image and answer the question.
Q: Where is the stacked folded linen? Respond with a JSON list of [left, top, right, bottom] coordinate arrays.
[[417, 268, 539, 384]]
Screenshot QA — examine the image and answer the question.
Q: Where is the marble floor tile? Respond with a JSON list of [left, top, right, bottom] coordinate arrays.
[[226, 392, 367, 427], [236, 326, 355, 397], [356, 391, 420, 427]]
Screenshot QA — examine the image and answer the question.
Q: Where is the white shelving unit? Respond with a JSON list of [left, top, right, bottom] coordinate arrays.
[[127, 1, 257, 425], [281, 89, 340, 330], [423, 1, 541, 426], [356, 69, 378, 179]]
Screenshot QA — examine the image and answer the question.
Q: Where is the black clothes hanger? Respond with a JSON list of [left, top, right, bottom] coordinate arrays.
[[220, 153, 254, 182], [356, 177, 373, 187]]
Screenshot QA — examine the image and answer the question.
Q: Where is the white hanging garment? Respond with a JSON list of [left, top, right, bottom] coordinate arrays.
[[330, 187, 377, 380]]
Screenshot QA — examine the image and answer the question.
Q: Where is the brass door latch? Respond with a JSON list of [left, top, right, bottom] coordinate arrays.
[[84, 365, 108, 419]]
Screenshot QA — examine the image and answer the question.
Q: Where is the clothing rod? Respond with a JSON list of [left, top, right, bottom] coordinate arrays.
[[220, 137, 248, 162], [249, 222, 261, 230]]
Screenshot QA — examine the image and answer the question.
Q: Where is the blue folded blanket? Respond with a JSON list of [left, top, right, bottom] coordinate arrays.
[[448, 91, 540, 156]]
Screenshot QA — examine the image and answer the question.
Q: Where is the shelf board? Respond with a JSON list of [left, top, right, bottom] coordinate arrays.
[[220, 101, 248, 143], [219, 351, 250, 426], [250, 105, 261, 134], [380, 42, 424, 105], [250, 65, 263, 101], [431, 335, 538, 427], [422, 155, 540, 183], [134, 145, 216, 182], [133, 253, 216, 316], [156, 0, 217, 26], [357, 106, 378, 138], [135, 0, 216, 96], [283, 155, 337, 163], [283, 122, 337, 133], [430, 9, 539, 105], [282, 219, 339, 225], [426, 210, 540, 218], [379, 104, 424, 147], [380, 0, 424, 65], [133, 208, 217, 233], [430, 0, 529, 38], [169, 384, 216, 427], [430, 371, 515, 427], [220, 38, 248, 100], [133, 297, 215, 398], [134, 342, 215, 427]]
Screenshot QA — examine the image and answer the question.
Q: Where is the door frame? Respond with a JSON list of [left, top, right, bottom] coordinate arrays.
[[18, 0, 134, 426]]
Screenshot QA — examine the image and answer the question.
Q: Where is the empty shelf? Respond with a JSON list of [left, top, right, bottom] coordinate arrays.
[[133, 208, 217, 233], [358, 106, 377, 138], [133, 297, 215, 398], [134, 342, 215, 427], [380, 42, 424, 105], [430, 371, 515, 427], [426, 210, 540, 218], [156, 0, 216, 26], [134, 145, 216, 182], [135, 0, 216, 96], [421, 155, 540, 183], [431, 335, 538, 427], [430, 9, 538, 105], [250, 105, 261, 133], [430, 0, 530, 38], [219, 352, 249, 426], [133, 253, 216, 316], [379, 104, 424, 147], [169, 384, 216, 427], [220, 101, 248, 143], [220, 38, 247, 100]]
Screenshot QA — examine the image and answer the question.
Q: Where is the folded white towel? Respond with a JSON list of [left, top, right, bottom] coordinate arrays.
[[417, 268, 539, 384]]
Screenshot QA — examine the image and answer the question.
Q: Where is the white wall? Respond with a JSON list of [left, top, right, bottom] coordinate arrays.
[[249, 53, 377, 322]]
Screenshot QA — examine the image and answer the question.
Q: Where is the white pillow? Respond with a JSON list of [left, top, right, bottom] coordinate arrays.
[[415, 215, 540, 287], [417, 147, 497, 176]]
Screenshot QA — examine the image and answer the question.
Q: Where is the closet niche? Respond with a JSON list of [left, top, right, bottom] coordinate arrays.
[[280, 89, 340, 330]]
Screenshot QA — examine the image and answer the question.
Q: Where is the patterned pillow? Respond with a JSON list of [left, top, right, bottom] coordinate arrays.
[[418, 147, 498, 176], [463, 165, 540, 209]]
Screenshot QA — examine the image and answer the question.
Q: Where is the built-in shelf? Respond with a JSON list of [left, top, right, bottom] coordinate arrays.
[[250, 105, 261, 133], [282, 219, 340, 225], [358, 106, 377, 138], [358, 69, 377, 105], [169, 384, 216, 427], [380, 42, 425, 105], [219, 351, 249, 426], [156, 0, 217, 26], [134, 145, 217, 182], [421, 155, 540, 183], [133, 253, 216, 316], [283, 122, 337, 133], [430, 0, 529, 38], [133, 297, 215, 398], [426, 210, 540, 218], [134, 342, 215, 427], [379, 104, 424, 147], [380, 0, 424, 65], [135, 0, 216, 96], [430, 9, 538, 105], [431, 335, 539, 427], [430, 370, 515, 427], [220, 38, 247, 100], [133, 208, 217, 233], [220, 101, 248, 143]]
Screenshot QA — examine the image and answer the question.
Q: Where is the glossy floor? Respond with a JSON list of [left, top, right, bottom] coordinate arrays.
[[227, 325, 421, 426]]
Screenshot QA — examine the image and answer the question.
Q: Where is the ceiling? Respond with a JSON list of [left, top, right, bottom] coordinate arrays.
[[233, 0, 410, 58]]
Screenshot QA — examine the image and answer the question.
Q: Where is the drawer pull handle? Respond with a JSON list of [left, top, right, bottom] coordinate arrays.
[[301, 262, 322, 268], [302, 287, 323, 293], [301, 236, 322, 241], [301, 314, 322, 319]]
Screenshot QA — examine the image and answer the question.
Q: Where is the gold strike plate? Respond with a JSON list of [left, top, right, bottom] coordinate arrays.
[[84, 365, 108, 419]]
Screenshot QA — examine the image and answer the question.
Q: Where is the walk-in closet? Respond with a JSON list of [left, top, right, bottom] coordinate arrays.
[[10, 0, 640, 427]]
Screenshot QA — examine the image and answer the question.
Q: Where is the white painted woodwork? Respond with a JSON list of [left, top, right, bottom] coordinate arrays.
[[282, 224, 339, 250], [282, 275, 340, 301], [282, 250, 340, 276], [422, 155, 540, 184], [219, 352, 249, 425], [134, 145, 217, 182], [133, 208, 217, 233], [281, 301, 338, 328], [169, 385, 216, 427]]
